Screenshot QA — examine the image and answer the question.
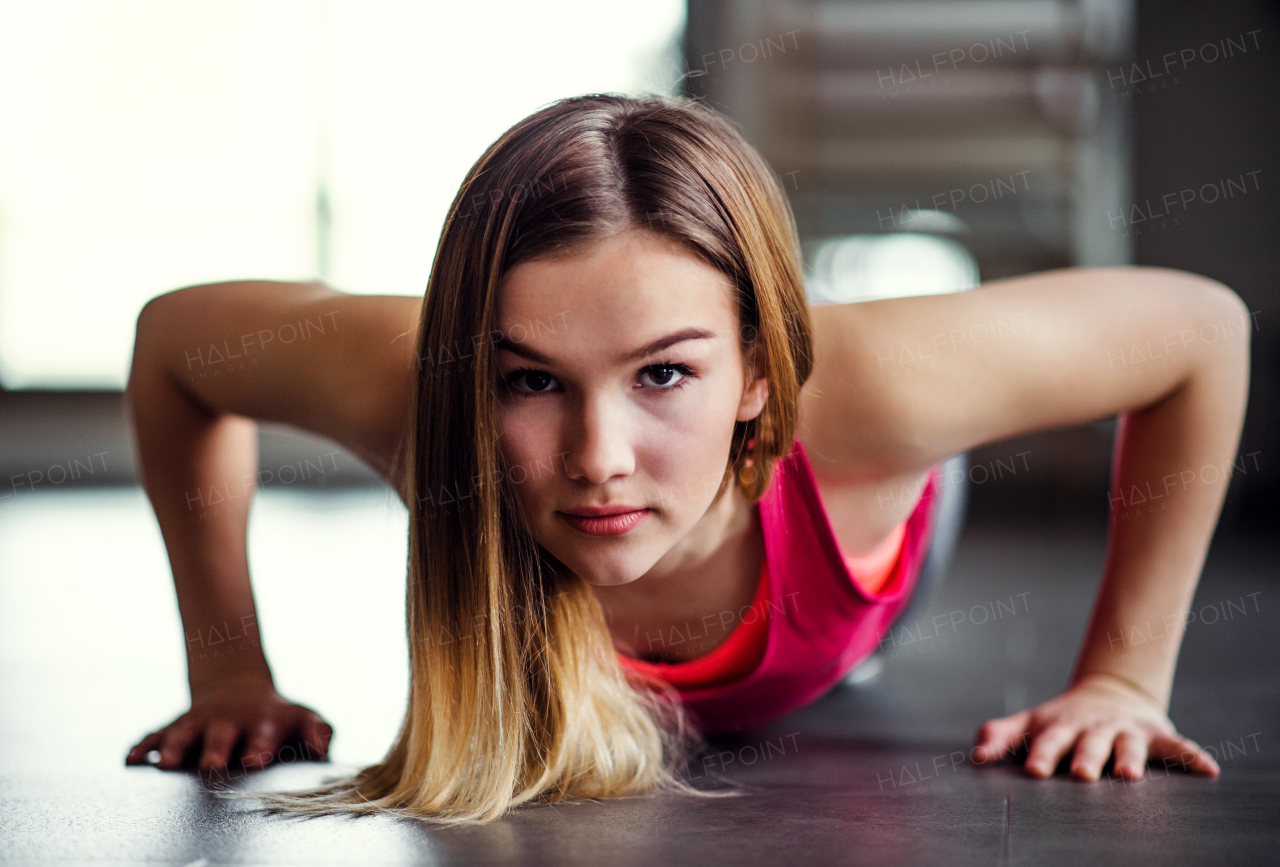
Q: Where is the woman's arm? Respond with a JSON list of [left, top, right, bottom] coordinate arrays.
[[802, 265, 1251, 779], [124, 280, 419, 771]]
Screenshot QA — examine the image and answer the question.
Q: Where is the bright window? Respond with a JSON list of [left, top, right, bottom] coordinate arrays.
[[0, 0, 684, 388]]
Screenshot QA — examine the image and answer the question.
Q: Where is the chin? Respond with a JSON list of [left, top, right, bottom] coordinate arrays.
[[543, 536, 653, 586], [562, 552, 647, 587], [580, 571, 641, 588]]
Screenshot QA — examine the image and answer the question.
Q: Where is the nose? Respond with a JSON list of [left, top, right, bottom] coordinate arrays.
[[562, 392, 635, 486]]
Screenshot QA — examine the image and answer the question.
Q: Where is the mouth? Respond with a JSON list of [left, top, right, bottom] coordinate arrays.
[[557, 506, 652, 537]]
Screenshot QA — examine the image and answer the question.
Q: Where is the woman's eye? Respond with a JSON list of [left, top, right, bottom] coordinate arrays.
[[504, 364, 691, 396], [509, 370, 557, 393], [638, 365, 687, 389]]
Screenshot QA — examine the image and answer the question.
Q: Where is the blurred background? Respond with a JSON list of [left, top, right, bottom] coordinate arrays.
[[0, 0, 1275, 769]]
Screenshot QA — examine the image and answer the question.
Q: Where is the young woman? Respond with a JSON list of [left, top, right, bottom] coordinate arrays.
[[125, 94, 1243, 825]]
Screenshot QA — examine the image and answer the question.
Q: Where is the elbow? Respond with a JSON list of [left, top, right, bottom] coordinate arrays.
[[131, 293, 174, 380], [1195, 277, 1253, 364], [129, 287, 197, 393], [133, 293, 167, 353], [129, 297, 162, 392], [1140, 267, 1253, 360], [1204, 279, 1252, 340], [1186, 277, 1252, 414]]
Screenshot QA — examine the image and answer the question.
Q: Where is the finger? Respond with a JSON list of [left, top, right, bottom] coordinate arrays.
[[126, 731, 163, 765], [1149, 731, 1220, 777], [1068, 726, 1120, 782], [302, 713, 333, 761], [1024, 724, 1080, 778], [157, 721, 201, 770], [972, 711, 1032, 763], [198, 719, 241, 771], [1112, 729, 1149, 780], [240, 721, 283, 771]]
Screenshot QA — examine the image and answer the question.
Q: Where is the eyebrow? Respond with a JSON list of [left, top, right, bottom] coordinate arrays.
[[495, 327, 717, 366]]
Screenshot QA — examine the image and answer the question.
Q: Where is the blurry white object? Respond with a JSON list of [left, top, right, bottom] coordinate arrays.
[[844, 651, 884, 685], [808, 232, 979, 304]]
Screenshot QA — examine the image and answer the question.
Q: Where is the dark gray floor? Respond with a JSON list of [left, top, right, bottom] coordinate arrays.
[[1, 489, 1276, 866]]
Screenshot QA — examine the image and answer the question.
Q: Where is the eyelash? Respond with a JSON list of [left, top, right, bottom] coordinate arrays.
[[502, 363, 696, 398]]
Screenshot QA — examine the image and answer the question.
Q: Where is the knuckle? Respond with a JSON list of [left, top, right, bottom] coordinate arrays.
[[247, 735, 275, 752], [1038, 723, 1070, 741]]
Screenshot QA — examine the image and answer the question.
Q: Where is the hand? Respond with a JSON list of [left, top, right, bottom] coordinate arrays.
[[125, 673, 333, 773], [971, 673, 1220, 781]]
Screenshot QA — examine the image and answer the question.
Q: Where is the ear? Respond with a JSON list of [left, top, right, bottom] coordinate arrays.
[[736, 346, 769, 422]]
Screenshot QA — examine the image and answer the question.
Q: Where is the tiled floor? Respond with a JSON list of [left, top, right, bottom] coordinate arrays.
[[1, 488, 1276, 866]]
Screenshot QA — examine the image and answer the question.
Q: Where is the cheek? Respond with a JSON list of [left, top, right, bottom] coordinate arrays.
[[497, 404, 559, 478], [637, 387, 742, 505]]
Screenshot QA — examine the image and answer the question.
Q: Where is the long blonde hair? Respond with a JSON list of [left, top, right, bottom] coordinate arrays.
[[255, 94, 813, 825]]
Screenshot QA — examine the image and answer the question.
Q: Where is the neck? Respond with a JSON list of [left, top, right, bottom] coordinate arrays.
[[652, 479, 754, 578]]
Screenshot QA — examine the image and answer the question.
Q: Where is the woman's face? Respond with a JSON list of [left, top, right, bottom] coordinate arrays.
[[494, 227, 768, 586]]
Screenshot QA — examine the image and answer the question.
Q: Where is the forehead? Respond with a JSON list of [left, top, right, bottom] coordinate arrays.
[[497, 229, 737, 331]]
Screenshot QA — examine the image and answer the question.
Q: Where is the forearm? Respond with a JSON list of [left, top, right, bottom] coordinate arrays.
[[1070, 290, 1251, 707], [127, 322, 272, 693]]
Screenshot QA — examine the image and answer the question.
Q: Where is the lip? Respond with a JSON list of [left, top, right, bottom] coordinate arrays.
[[558, 507, 651, 536], [561, 504, 648, 517]]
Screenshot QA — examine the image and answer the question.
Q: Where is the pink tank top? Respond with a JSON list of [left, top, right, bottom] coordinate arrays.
[[620, 438, 938, 733]]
